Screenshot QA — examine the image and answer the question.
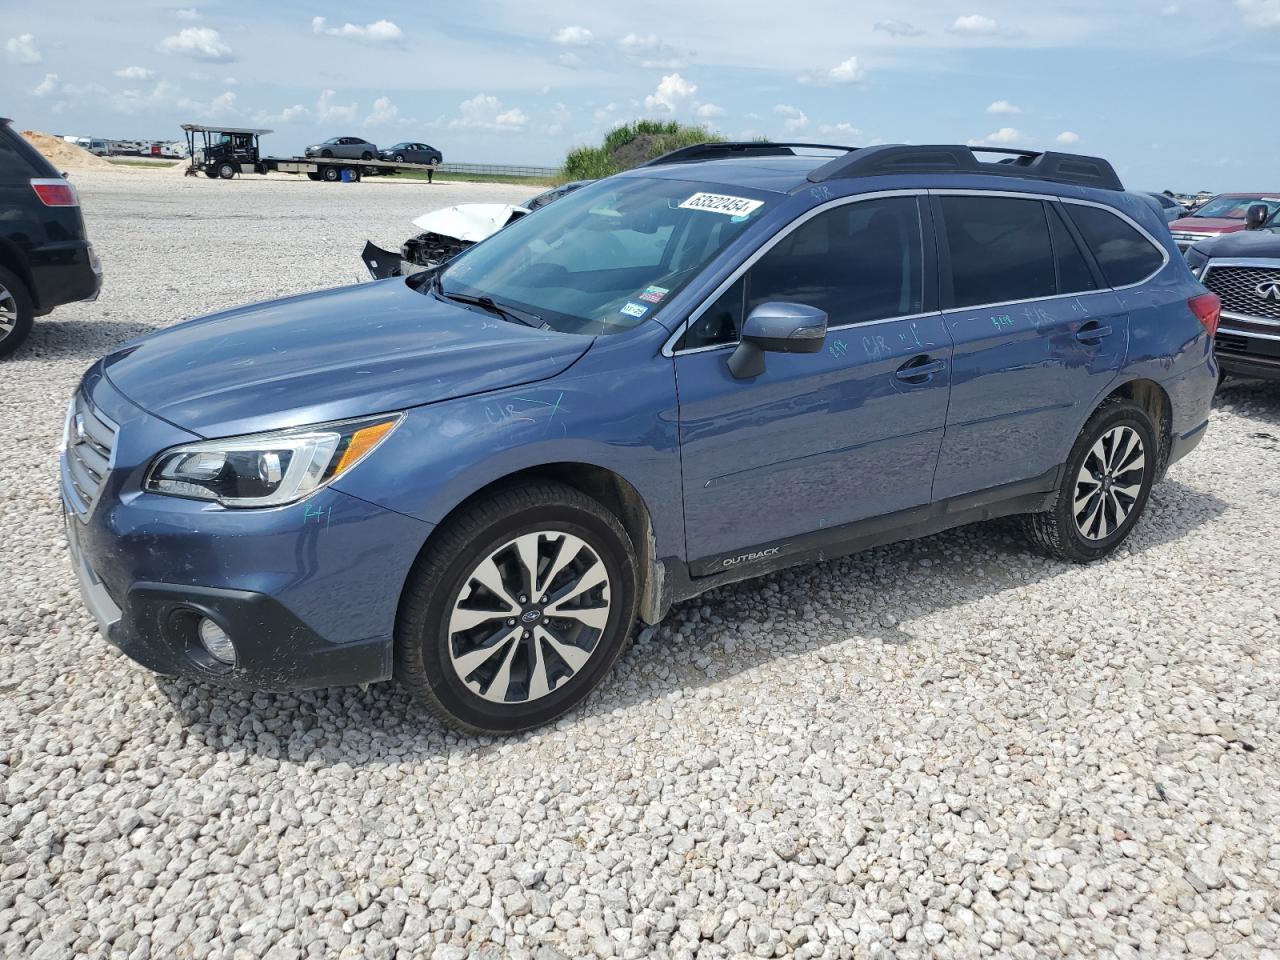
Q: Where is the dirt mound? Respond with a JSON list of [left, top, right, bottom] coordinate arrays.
[[609, 134, 665, 171], [21, 131, 114, 170]]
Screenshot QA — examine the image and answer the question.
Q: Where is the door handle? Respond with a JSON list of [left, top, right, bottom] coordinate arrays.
[[895, 356, 946, 383], [1075, 323, 1113, 344]]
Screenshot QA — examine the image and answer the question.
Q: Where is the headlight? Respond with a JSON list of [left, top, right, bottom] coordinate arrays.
[[144, 414, 401, 507]]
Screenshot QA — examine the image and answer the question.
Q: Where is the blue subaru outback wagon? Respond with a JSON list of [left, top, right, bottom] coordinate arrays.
[[63, 142, 1219, 733]]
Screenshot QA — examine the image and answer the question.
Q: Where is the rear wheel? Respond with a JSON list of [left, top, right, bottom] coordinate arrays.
[[321, 165, 340, 182], [396, 481, 639, 734], [360, 151, 373, 161], [0, 267, 35, 359], [1021, 397, 1157, 562]]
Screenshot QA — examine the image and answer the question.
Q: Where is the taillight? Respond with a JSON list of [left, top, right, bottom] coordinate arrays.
[[30, 178, 79, 207], [1189, 292, 1221, 337]]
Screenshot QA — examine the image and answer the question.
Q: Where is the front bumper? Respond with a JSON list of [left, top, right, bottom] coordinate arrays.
[[61, 366, 434, 691], [1216, 324, 1280, 381]]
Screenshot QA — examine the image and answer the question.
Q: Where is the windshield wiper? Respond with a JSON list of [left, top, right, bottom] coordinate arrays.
[[432, 275, 543, 328]]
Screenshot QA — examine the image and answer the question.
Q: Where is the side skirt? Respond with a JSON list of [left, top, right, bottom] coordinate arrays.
[[656, 466, 1062, 613]]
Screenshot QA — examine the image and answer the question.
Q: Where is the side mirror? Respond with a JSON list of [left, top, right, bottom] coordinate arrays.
[[1245, 203, 1270, 230], [727, 302, 827, 379]]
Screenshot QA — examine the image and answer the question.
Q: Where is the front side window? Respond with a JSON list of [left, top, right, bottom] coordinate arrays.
[[678, 196, 924, 349], [437, 178, 768, 335], [1066, 204, 1165, 287], [940, 196, 1056, 308]]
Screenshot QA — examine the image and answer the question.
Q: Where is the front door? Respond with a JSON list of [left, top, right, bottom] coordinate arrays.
[[673, 194, 954, 572], [928, 193, 1130, 500]]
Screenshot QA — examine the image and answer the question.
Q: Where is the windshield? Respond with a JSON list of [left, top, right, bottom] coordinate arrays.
[[436, 177, 769, 335], [1193, 195, 1280, 220]]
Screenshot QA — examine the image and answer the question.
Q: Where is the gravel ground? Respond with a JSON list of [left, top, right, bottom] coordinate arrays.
[[2, 169, 1280, 960]]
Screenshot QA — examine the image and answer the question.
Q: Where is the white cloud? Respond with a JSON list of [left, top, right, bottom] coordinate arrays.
[[365, 96, 398, 126], [316, 88, 358, 123], [173, 88, 237, 119], [260, 103, 310, 124], [175, 7, 201, 19], [874, 20, 925, 37], [6, 33, 41, 64], [617, 33, 686, 69], [1055, 131, 1081, 144], [818, 122, 863, 137], [696, 103, 726, 119], [311, 17, 404, 46], [949, 14, 1002, 36], [557, 51, 582, 68], [800, 55, 864, 85], [644, 73, 697, 114], [450, 93, 528, 131], [775, 104, 809, 133], [986, 99, 1021, 115], [552, 25, 593, 45], [1236, 0, 1280, 25], [33, 73, 59, 97], [115, 65, 154, 80], [160, 27, 234, 62], [971, 126, 1024, 145]]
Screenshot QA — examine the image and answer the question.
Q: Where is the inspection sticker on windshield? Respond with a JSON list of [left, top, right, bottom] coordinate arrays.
[[638, 285, 668, 303], [679, 192, 765, 218], [620, 302, 649, 318]]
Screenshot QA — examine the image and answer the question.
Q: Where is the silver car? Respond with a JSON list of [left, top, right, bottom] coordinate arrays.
[[304, 136, 378, 161]]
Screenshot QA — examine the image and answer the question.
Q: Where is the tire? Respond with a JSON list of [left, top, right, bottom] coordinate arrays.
[[320, 149, 333, 158], [321, 166, 340, 182], [1021, 397, 1158, 563], [394, 154, 405, 163], [0, 267, 35, 359], [360, 151, 373, 161], [396, 481, 639, 734], [204, 168, 218, 179], [217, 162, 236, 180]]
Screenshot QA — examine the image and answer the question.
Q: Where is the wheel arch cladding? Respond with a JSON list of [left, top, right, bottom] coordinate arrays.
[[1103, 378, 1173, 476], [396, 461, 663, 629]]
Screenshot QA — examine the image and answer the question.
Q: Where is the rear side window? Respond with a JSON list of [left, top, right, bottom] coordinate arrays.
[[0, 126, 51, 182], [1047, 205, 1098, 294], [1065, 204, 1166, 287], [940, 196, 1056, 308]]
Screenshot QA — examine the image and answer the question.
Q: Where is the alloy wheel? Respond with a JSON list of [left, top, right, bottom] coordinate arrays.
[[447, 531, 611, 704], [1073, 425, 1146, 540], [0, 284, 16, 340]]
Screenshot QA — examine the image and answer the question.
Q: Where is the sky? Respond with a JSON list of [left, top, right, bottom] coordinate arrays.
[[4, 0, 1280, 190]]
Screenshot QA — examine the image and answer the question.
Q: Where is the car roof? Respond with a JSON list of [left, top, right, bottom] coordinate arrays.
[[616, 155, 834, 194]]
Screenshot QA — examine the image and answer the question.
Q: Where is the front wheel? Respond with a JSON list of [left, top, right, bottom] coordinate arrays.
[[396, 481, 639, 734], [217, 162, 236, 180], [1021, 397, 1157, 562], [393, 153, 405, 163]]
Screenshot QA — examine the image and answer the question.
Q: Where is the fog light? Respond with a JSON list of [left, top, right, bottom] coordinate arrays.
[[197, 617, 236, 666]]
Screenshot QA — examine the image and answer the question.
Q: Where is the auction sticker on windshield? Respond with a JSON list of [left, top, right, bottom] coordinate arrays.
[[620, 302, 648, 318], [678, 193, 765, 218]]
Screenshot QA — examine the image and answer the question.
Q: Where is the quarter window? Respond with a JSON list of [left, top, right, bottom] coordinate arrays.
[[1047, 205, 1099, 294], [1065, 204, 1166, 287], [678, 196, 924, 350], [940, 196, 1057, 308]]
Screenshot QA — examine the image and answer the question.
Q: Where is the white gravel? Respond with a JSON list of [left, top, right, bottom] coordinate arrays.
[[2, 168, 1280, 960]]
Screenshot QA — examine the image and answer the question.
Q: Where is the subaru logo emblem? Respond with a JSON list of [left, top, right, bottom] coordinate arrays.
[[1257, 280, 1280, 302], [521, 609, 541, 624]]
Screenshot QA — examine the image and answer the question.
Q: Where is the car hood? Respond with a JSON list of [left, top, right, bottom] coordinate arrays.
[[1193, 230, 1280, 259], [102, 278, 592, 437], [1171, 217, 1243, 234]]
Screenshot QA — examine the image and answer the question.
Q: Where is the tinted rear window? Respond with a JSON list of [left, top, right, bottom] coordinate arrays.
[[0, 125, 53, 181], [1066, 204, 1165, 287], [940, 196, 1056, 308]]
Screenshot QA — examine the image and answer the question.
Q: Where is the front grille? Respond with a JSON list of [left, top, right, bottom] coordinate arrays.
[[1172, 231, 1215, 248], [1216, 332, 1250, 353], [64, 391, 117, 520], [1202, 265, 1280, 322]]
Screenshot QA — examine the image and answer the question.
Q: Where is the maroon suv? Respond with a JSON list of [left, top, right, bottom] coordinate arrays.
[[1170, 193, 1280, 251]]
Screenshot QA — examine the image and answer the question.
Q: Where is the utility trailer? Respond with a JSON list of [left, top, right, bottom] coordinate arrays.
[[180, 124, 438, 182]]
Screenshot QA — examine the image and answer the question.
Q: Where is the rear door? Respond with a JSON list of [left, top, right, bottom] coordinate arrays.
[[673, 193, 954, 570], [929, 192, 1129, 500]]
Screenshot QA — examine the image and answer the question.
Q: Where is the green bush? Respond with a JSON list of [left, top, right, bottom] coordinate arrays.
[[561, 120, 725, 182]]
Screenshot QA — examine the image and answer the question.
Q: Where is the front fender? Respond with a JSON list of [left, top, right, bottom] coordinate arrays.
[[332, 330, 686, 561]]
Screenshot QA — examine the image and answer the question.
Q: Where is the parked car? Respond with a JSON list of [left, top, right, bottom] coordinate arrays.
[[304, 136, 378, 161], [1185, 225, 1280, 381], [1169, 193, 1280, 250], [378, 142, 442, 165], [0, 118, 102, 357], [64, 142, 1217, 733], [1145, 191, 1189, 223]]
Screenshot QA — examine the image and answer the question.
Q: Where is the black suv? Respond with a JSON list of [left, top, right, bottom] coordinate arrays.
[[0, 117, 102, 356]]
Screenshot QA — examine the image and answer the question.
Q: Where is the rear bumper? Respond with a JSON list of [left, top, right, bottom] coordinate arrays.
[[31, 239, 101, 314]]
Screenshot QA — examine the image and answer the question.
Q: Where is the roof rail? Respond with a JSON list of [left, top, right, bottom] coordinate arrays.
[[805, 144, 1124, 191], [641, 141, 855, 167]]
